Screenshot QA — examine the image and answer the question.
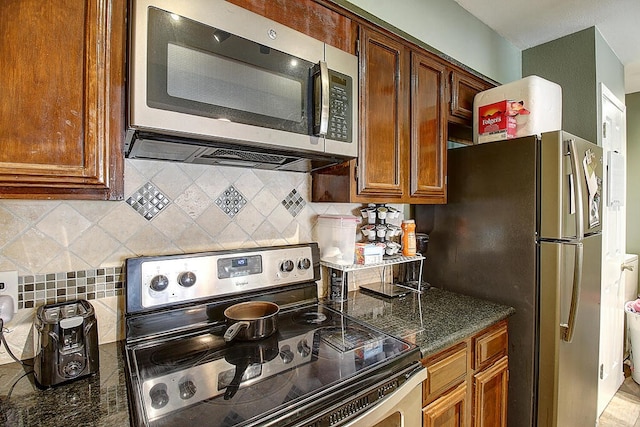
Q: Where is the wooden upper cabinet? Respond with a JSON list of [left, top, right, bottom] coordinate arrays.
[[409, 51, 447, 202], [312, 25, 448, 204], [357, 25, 407, 200], [449, 70, 494, 127], [0, 0, 125, 199], [227, 0, 356, 54]]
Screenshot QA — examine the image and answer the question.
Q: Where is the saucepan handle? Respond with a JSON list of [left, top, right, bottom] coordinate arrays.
[[224, 321, 250, 342]]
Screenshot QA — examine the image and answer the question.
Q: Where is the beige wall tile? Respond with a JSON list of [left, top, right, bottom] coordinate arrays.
[[0, 159, 407, 365], [3, 229, 60, 272]]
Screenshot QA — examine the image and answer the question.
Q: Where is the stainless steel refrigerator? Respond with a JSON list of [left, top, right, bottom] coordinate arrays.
[[416, 130, 603, 427]]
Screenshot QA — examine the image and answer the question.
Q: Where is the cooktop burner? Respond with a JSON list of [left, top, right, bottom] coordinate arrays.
[[293, 310, 330, 325], [148, 333, 226, 368]]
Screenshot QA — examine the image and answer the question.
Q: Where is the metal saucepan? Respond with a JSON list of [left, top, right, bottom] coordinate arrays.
[[223, 301, 279, 342]]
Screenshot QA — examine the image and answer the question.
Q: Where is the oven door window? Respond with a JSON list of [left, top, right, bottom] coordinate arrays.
[[146, 7, 313, 135]]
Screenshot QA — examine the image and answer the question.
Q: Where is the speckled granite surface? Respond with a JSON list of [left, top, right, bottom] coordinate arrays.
[[0, 288, 513, 426], [0, 341, 129, 427], [326, 287, 515, 357]]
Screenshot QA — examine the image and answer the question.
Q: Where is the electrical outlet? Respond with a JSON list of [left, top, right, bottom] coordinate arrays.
[[0, 271, 18, 314]]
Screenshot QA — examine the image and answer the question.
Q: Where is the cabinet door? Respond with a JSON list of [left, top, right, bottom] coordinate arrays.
[[0, 0, 125, 199], [449, 71, 493, 126], [227, 0, 356, 54], [423, 383, 468, 427], [473, 356, 508, 427], [357, 26, 408, 199], [409, 52, 447, 203]]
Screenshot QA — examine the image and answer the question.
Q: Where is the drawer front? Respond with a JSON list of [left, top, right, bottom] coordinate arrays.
[[423, 344, 467, 404], [474, 321, 508, 370]]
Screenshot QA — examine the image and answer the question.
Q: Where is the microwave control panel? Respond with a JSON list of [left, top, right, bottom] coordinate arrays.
[[328, 71, 352, 143]]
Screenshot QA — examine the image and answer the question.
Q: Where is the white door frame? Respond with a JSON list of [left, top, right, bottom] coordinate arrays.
[[597, 82, 627, 417]]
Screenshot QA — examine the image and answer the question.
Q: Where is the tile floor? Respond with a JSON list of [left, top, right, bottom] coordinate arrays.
[[599, 364, 640, 426]]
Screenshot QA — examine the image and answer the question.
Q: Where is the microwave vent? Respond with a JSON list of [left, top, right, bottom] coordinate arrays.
[[125, 130, 345, 172], [202, 148, 288, 165]]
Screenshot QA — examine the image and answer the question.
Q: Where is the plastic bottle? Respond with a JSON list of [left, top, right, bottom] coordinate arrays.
[[401, 219, 416, 256]]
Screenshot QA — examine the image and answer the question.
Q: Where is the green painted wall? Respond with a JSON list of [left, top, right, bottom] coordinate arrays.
[[522, 27, 624, 145], [596, 32, 625, 102], [341, 0, 521, 84], [522, 28, 598, 143], [627, 92, 640, 254]]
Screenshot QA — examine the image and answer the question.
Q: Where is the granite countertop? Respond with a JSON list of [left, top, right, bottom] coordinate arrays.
[[326, 287, 515, 358], [0, 341, 129, 427], [0, 288, 513, 426]]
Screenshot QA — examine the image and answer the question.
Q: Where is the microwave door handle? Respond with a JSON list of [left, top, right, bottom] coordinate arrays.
[[317, 61, 330, 136], [560, 241, 583, 343], [567, 138, 584, 240]]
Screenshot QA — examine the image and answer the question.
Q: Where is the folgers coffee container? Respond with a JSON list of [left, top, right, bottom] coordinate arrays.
[[401, 219, 416, 256]]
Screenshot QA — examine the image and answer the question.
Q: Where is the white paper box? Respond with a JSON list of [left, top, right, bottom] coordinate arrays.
[[473, 75, 562, 144]]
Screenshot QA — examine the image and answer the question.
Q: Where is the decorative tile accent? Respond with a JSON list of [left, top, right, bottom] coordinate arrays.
[[18, 267, 124, 309], [126, 182, 170, 220], [215, 185, 247, 218], [282, 189, 306, 217]]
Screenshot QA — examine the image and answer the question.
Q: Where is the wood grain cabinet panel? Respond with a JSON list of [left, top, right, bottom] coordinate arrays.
[[356, 26, 407, 199], [473, 321, 508, 371], [423, 383, 468, 427], [409, 51, 447, 202], [473, 356, 509, 427], [227, 0, 356, 54], [423, 343, 468, 405], [0, 0, 125, 199], [448, 70, 494, 127], [312, 25, 448, 204], [421, 321, 509, 427]]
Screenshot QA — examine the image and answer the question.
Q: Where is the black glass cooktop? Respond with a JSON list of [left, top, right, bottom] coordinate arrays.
[[125, 304, 415, 427]]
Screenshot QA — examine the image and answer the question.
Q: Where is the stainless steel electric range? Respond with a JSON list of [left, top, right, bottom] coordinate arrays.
[[124, 243, 424, 427]]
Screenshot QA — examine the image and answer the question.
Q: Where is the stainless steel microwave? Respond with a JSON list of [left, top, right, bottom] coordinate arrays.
[[126, 0, 358, 172]]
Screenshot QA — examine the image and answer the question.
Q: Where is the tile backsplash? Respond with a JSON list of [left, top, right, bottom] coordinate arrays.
[[19, 267, 123, 309], [0, 159, 400, 364]]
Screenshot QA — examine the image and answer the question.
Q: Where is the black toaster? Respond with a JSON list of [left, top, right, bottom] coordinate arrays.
[[33, 299, 99, 387]]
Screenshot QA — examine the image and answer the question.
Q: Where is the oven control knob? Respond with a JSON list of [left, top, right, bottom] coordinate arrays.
[[279, 345, 294, 364], [297, 339, 311, 358], [150, 275, 169, 292], [179, 379, 197, 400], [297, 258, 311, 270], [280, 260, 295, 273], [149, 384, 169, 409], [178, 271, 197, 287]]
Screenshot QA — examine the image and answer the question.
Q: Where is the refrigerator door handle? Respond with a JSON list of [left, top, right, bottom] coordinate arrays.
[[567, 139, 585, 240], [560, 241, 584, 342]]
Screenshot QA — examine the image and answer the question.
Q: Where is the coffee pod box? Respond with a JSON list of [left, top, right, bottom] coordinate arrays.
[[473, 75, 562, 144]]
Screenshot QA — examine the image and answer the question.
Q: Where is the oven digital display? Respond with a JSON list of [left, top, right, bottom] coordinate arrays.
[[217, 255, 262, 279], [232, 258, 248, 268]]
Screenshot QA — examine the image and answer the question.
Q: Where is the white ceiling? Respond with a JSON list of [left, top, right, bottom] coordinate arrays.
[[452, 0, 640, 94]]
